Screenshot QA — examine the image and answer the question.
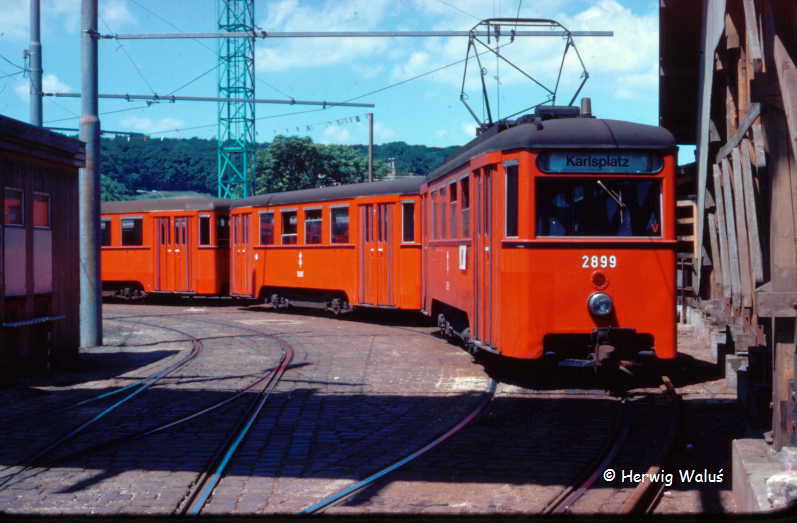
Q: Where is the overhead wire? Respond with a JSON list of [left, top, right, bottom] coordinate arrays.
[[0, 53, 26, 71], [148, 40, 513, 136], [101, 15, 158, 95], [128, 0, 292, 99]]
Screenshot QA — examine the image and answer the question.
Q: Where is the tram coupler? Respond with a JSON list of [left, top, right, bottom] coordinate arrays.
[[591, 327, 639, 372]]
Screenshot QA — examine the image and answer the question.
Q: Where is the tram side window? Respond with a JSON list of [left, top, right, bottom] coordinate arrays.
[[216, 216, 229, 247], [440, 186, 447, 239], [199, 215, 211, 246], [449, 183, 458, 238], [505, 164, 519, 237], [121, 217, 143, 246], [101, 219, 112, 246], [260, 212, 274, 245], [432, 190, 439, 240], [4, 188, 23, 225], [461, 177, 470, 237], [305, 209, 322, 244], [402, 202, 415, 242], [281, 211, 297, 244], [536, 179, 662, 237], [331, 207, 349, 243]]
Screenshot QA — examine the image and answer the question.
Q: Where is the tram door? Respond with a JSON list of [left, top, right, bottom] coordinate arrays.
[[155, 216, 191, 292], [171, 216, 190, 291], [473, 168, 493, 345], [360, 203, 394, 305], [156, 217, 171, 291], [230, 213, 252, 296]]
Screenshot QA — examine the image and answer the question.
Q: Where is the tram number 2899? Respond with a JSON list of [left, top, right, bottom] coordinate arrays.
[[581, 255, 617, 269]]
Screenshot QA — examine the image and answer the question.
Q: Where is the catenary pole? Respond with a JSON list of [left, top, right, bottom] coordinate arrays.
[[79, 0, 101, 348], [29, 0, 42, 126], [368, 113, 373, 182]]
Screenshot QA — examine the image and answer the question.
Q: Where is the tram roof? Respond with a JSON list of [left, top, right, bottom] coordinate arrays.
[[427, 118, 676, 182], [101, 197, 230, 213], [231, 176, 425, 209]]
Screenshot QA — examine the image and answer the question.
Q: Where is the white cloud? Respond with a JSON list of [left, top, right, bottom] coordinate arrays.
[[462, 121, 477, 138], [320, 124, 351, 144], [0, 0, 134, 40], [101, 0, 136, 29], [615, 65, 658, 100], [435, 129, 448, 138], [15, 73, 72, 101], [388, 0, 657, 111], [121, 116, 185, 134], [255, 0, 392, 72], [373, 122, 396, 141]]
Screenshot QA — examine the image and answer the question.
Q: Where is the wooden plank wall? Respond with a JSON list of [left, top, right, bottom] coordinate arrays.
[[0, 148, 80, 375], [701, 0, 797, 449]]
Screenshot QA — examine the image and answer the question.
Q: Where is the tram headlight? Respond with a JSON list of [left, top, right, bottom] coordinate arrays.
[[587, 292, 613, 317]]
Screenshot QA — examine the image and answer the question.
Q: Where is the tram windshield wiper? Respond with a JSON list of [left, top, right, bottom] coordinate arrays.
[[596, 180, 626, 223]]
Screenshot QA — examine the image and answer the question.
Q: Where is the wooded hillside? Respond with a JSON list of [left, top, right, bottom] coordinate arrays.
[[98, 135, 460, 201]]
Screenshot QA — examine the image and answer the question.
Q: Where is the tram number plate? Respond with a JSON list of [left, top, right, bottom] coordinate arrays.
[[581, 255, 617, 269]]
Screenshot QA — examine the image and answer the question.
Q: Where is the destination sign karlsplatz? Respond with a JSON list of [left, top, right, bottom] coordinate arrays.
[[539, 151, 662, 174]]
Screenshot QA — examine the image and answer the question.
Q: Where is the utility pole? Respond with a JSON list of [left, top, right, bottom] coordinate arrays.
[[367, 112, 373, 182], [29, 0, 42, 126], [79, 0, 101, 347]]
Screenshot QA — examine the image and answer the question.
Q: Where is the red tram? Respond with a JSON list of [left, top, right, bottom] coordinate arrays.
[[424, 108, 677, 369], [100, 198, 230, 298], [228, 177, 424, 313], [98, 110, 678, 371]]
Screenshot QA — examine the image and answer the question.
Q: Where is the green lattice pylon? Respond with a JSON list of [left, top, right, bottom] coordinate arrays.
[[217, 0, 255, 199]]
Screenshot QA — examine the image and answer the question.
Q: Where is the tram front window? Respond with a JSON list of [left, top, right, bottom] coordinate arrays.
[[536, 179, 661, 237]]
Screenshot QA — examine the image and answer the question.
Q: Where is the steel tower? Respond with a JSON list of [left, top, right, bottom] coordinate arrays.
[[217, 0, 255, 199]]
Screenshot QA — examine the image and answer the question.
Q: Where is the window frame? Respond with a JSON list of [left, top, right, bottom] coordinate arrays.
[[280, 209, 298, 245], [504, 161, 519, 238], [120, 216, 144, 246], [534, 177, 664, 238], [32, 192, 51, 229], [401, 200, 415, 243], [330, 205, 350, 244], [259, 211, 275, 245], [3, 187, 24, 227], [304, 207, 323, 245], [449, 181, 458, 239], [460, 174, 471, 238], [101, 218, 112, 246], [198, 214, 212, 246]]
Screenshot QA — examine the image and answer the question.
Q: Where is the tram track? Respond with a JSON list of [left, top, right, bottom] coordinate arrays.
[[0, 315, 295, 498], [543, 376, 681, 515]]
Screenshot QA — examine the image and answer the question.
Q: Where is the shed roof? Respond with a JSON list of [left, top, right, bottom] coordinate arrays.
[[0, 114, 85, 168]]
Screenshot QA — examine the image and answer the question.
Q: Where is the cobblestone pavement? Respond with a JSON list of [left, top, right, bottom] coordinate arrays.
[[0, 303, 742, 515]]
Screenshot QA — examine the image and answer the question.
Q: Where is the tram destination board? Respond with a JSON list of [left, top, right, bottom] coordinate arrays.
[[538, 151, 663, 174]]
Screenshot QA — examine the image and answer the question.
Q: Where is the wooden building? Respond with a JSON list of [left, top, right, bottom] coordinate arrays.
[[1, 115, 84, 377], [661, 2, 797, 508]]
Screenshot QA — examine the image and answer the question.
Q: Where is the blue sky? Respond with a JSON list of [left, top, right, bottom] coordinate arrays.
[[0, 1, 691, 163]]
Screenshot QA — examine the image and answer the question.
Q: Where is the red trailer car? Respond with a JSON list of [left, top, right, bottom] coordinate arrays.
[[229, 177, 424, 313], [100, 198, 230, 298], [424, 110, 678, 370]]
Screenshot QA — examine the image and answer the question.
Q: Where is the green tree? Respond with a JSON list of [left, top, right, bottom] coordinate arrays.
[[255, 136, 388, 194], [101, 174, 131, 201]]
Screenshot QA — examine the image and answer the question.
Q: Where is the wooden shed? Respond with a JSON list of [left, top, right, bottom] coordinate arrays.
[[1, 115, 84, 377]]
